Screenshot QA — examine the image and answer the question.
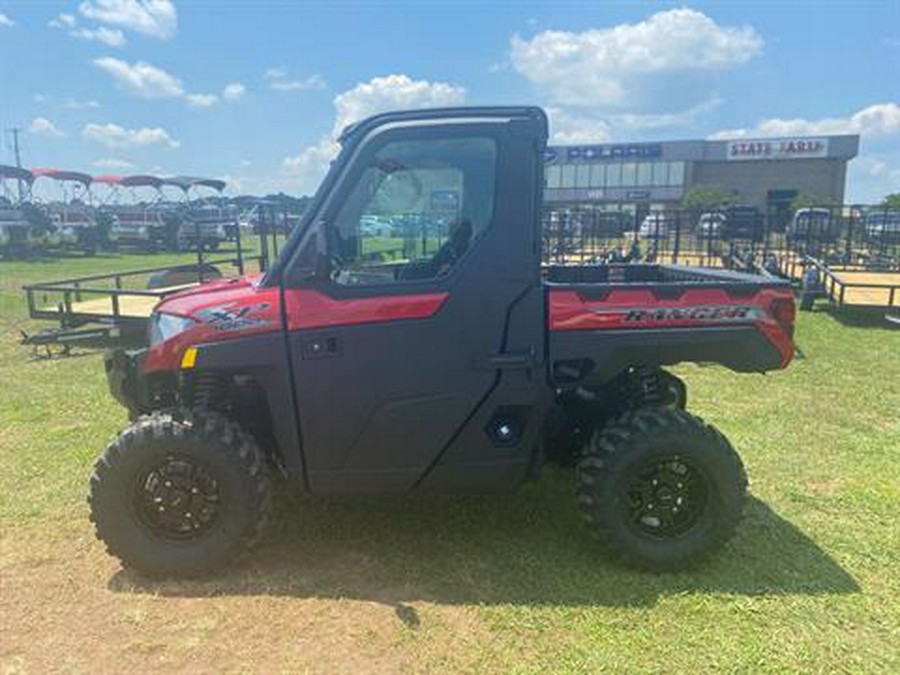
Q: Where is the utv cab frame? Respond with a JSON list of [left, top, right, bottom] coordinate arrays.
[[74, 107, 796, 577]]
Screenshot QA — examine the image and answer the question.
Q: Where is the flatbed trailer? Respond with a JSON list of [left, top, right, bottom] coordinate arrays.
[[805, 256, 900, 309], [21, 231, 277, 350]]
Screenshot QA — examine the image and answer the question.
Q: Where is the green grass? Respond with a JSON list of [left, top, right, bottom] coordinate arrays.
[[1, 250, 899, 672]]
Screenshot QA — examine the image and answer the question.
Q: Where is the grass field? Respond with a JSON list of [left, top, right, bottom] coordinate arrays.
[[1, 251, 899, 673]]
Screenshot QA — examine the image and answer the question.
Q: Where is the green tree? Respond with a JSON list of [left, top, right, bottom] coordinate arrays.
[[880, 193, 900, 208], [790, 192, 835, 212], [681, 184, 736, 210]]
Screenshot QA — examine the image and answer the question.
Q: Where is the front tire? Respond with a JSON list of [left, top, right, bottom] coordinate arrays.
[[89, 411, 272, 577], [577, 408, 746, 571]]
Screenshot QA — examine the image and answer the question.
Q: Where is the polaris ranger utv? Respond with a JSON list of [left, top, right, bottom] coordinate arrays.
[[93, 107, 796, 576]]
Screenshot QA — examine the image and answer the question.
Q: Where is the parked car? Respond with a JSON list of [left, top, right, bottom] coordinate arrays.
[[697, 211, 726, 238], [359, 214, 395, 237], [863, 209, 900, 245], [721, 205, 765, 241], [786, 208, 839, 244], [638, 212, 673, 239]]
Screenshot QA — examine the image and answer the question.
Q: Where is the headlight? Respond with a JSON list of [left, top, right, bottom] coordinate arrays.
[[149, 312, 196, 345]]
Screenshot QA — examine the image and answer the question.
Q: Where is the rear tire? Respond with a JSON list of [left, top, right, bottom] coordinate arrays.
[[89, 411, 272, 577], [577, 408, 746, 571]]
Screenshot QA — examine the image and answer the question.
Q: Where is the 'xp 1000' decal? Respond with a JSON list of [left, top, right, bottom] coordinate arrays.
[[196, 303, 272, 331], [596, 305, 763, 323]]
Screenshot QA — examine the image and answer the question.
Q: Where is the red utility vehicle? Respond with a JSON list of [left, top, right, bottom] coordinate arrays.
[[91, 107, 796, 576]]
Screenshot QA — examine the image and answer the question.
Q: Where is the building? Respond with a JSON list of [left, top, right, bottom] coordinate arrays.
[[543, 134, 859, 221]]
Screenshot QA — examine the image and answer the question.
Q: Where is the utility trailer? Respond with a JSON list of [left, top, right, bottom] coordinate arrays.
[[21, 230, 270, 352], [34, 107, 800, 578]]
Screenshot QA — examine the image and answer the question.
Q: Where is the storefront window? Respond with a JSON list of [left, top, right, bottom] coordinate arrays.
[[621, 162, 637, 186], [637, 163, 653, 186], [589, 164, 605, 188], [652, 162, 668, 186], [668, 161, 685, 186], [575, 164, 591, 188], [545, 164, 561, 189], [605, 163, 621, 187], [561, 164, 576, 188]]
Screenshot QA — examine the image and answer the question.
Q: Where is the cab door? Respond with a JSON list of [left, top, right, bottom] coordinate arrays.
[[283, 111, 548, 493]]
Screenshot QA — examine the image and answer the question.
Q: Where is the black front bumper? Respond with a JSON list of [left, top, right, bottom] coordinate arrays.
[[104, 348, 149, 412]]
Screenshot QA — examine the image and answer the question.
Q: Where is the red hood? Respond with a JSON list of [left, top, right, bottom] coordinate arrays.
[[156, 274, 270, 318]]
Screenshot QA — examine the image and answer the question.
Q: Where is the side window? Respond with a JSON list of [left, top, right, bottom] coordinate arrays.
[[330, 136, 497, 286]]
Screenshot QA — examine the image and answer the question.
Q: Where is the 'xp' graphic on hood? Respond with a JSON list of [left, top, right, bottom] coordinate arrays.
[[196, 303, 272, 331]]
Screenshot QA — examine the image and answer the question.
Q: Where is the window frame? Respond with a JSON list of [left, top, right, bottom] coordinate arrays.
[[285, 121, 503, 294]]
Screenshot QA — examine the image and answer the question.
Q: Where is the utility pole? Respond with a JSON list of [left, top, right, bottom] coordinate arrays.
[[10, 127, 24, 201]]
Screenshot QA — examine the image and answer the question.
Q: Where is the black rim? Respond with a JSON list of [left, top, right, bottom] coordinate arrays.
[[623, 455, 708, 539], [134, 456, 222, 540]]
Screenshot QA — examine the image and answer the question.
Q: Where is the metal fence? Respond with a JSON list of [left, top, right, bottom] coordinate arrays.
[[540, 204, 900, 276]]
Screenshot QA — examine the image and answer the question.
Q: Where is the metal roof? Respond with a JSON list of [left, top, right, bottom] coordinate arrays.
[[0, 165, 35, 182], [161, 176, 226, 192], [31, 169, 93, 184]]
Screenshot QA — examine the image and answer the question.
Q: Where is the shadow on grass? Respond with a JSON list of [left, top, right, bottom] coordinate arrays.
[[108, 472, 859, 609], [813, 305, 900, 329]]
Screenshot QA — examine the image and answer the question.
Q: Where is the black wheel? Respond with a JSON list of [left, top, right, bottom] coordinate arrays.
[[657, 370, 687, 409], [89, 411, 272, 577], [577, 408, 746, 571]]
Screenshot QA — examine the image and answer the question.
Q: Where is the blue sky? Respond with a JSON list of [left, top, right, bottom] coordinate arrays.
[[1, 1, 898, 200]]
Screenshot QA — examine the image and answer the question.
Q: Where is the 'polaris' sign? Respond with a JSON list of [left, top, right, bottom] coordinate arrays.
[[726, 138, 829, 161]]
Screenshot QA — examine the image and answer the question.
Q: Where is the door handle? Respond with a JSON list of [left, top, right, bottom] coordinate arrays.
[[486, 351, 536, 370], [301, 335, 340, 360]]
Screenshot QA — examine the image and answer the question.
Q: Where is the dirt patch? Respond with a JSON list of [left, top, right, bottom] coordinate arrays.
[[0, 521, 493, 674]]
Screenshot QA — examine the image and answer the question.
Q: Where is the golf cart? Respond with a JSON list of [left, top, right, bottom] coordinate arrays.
[[160, 177, 238, 250], [93, 175, 171, 250], [62, 107, 796, 578], [30, 169, 108, 253]]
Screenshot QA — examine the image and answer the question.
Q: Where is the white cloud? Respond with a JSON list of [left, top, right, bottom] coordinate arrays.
[[49, 13, 77, 28], [282, 137, 339, 182], [72, 26, 127, 47], [510, 8, 762, 110], [94, 57, 184, 98], [613, 95, 724, 131], [51, 12, 127, 46], [847, 155, 900, 203], [78, 0, 177, 40], [0, 12, 15, 27], [83, 122, 180, 149], [29, 118, 66, 138], [93, 57, 232, 108], [547, 107, 612, 144], [65, 98, 101, 110], [185, 93, 219, 107], [331, 74, 466, 136], [222, 82, 246, 101], [710, 102, 900, 139], [92, 157, 136, 169], [281, 74, 466, 194], [265, 68, 327, 91]]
